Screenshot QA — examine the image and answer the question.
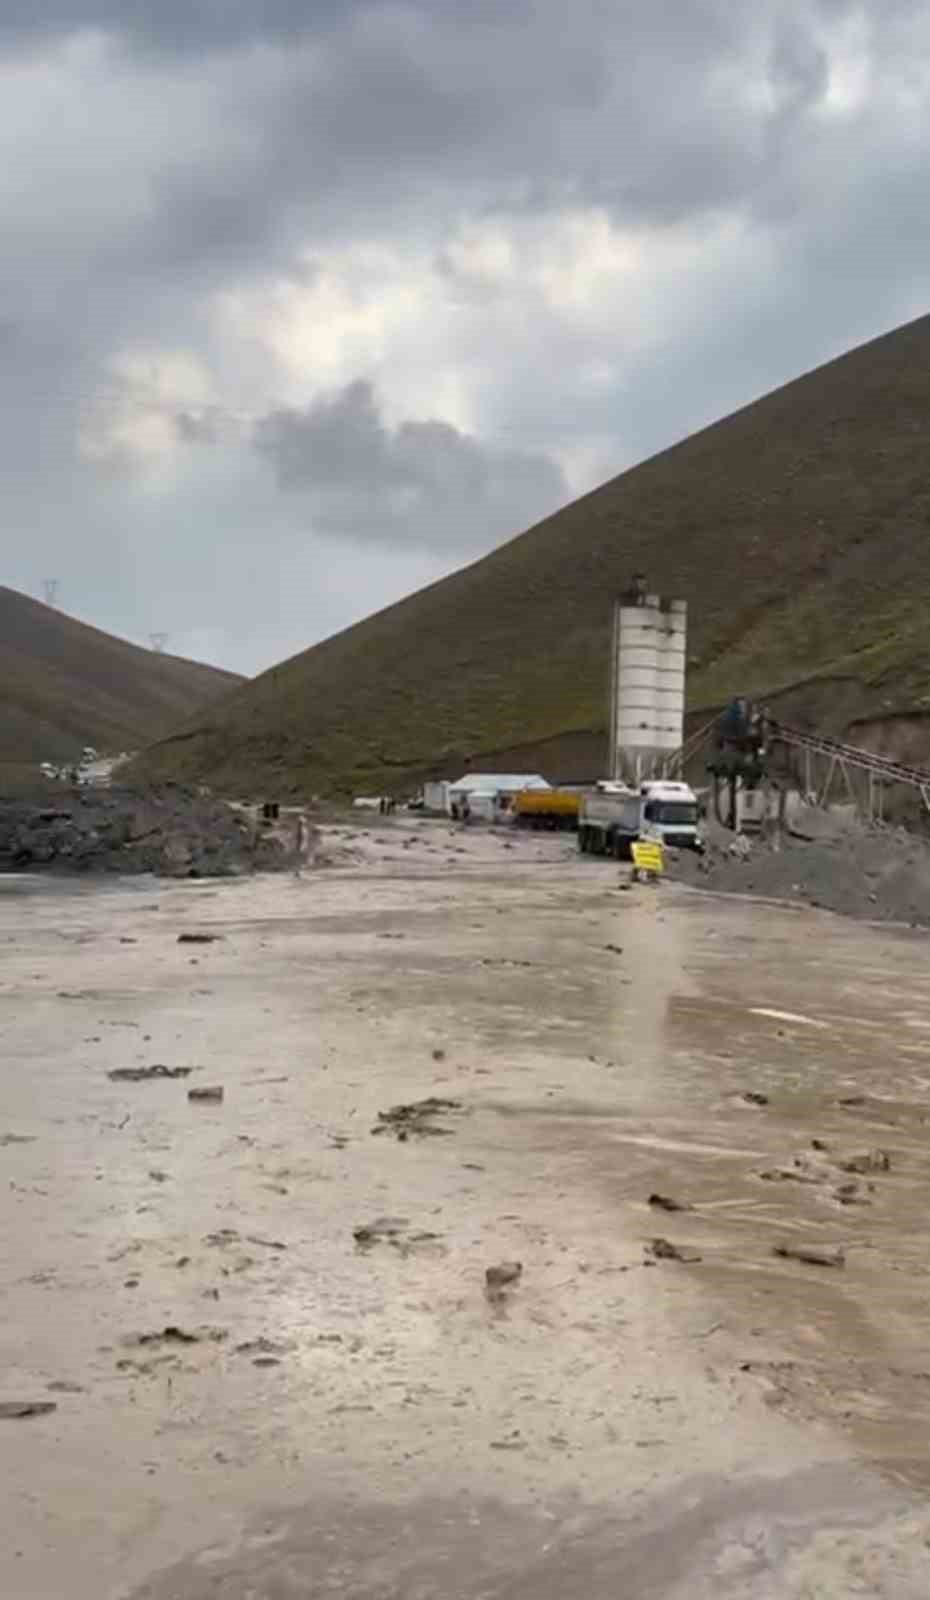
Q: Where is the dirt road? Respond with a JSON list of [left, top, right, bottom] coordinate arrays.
[[3, 818, 930, 1596]]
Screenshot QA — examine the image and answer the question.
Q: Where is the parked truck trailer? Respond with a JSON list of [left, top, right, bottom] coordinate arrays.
[[513, 789, 581, 830]]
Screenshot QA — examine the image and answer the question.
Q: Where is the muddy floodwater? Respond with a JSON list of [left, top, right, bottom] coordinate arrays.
[[4, 819, 930, 1597]]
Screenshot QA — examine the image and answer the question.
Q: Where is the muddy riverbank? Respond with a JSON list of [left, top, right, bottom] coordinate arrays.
[[3, 821, 930, 1597]]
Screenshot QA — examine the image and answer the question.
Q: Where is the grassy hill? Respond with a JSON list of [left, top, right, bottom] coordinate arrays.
[[137, 313, 930, 796], [0, 587, 242, 767]]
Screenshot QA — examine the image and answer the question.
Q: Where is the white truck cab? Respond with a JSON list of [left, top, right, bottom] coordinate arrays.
[[638, 780, 703, 851]]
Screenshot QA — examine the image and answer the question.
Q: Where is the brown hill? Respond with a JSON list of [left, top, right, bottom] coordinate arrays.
[[138, 313, 930, 796], [0, 587, 242, 767]]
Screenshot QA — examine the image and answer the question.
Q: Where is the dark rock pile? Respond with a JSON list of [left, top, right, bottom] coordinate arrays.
[[0, 785, 288, 878], [673, 818, 930, 927]]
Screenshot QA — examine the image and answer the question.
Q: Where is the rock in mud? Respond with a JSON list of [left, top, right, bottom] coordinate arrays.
[[371, 1096, 461, 1139], [108, 1064, 192, 1082], [647, 1238, 702, 1263], [0, 1400, 57, 1419], [188, 1085, 224, 1103], [648, 1193, 694, 1212], [773, 1242, 846, 1268]]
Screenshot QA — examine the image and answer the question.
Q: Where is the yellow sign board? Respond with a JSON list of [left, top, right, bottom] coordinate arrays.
[[631, 839, 665, 875]]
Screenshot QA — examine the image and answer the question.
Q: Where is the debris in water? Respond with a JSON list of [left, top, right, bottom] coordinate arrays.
[[648, 1194, 694, 1213], [432, 1048, 446, 1061], [371, 1096, 461, 1140], [353, 1217, 409, 1247], [0, 1400, 57, 1419], [647, 1238, 702, 1263], [0, 1132, 36, 1146], [773, 1243, 845, 1268], [188, 1085, 224, 1103], [353, 1217, 443, 1256], [838, 1149, 890, 1174], [603, 944, 624, 956], [108, 1064, 192, 1082], [485, 1261, 523, 1297], [235, 1337, 290, 1357], [244, 1235, 287, 1252], [833, 1182, 871, 1206], [126, 1325, 227, 1348], [46, 1381, 84, 1394], [177, 933, 223, 944], [742, 1092, 769, 1107], [838, 1095, 867, 1108], [811, 1139, 829, 1151]]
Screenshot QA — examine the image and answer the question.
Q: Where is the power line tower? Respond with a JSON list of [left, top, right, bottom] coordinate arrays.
[[150, 632, 169, 653], [42, 579, 59, 607]]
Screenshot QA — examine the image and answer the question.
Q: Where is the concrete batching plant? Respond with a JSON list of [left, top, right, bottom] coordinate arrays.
[[607, 576, 687, 785]]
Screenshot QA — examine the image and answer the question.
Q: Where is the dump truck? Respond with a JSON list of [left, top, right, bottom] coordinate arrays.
[[513, 789, 582, 830], [578, 780, 702, 857]]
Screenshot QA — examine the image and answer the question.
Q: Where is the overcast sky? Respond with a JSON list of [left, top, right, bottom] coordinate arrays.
[[2, 1, 929, 674]]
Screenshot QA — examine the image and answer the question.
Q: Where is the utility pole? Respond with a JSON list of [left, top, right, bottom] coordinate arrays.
[[150, 633, 169, 653], [42, 579, 59, 607]]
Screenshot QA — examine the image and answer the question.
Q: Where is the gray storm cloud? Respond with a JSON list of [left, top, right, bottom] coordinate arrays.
[[1, 0, 930, 672], [253, 380, 568, 552]]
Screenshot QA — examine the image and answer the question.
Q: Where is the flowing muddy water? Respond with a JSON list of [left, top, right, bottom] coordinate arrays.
[[2, 820, 930, 1596]]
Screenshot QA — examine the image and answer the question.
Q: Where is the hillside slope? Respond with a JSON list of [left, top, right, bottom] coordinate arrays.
[[0, 588, 242, 765], [139, 313, 930, 795]]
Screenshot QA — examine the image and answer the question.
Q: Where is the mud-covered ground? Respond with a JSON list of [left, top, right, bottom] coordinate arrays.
[[4, 818, 930, 1598]]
